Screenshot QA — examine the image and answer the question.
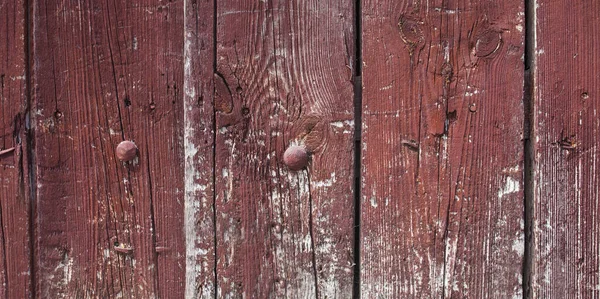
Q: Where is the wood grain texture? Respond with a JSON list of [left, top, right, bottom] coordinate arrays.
[[532, 2, 600, 297], [0, 0, 33, 298], [31, 0, 185, 297], [360, 1, 525, 297], [214, 0, 355, 297], [183, 0, 216, 297]]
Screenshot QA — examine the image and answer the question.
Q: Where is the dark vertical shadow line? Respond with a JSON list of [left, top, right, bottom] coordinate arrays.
[[25, 0, 37, 297], [145, 146, 160, 296], [212, 0, 218, 298], [523, 0, 535, 298], [0, 184, 7, 298], [352, 0, 362, 298]]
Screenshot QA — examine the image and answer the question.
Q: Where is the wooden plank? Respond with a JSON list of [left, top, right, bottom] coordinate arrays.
[[360, 1, 525, 297], [183, 0, 216, 297], [214, 1, 355, 297], [31, 1, 185, 297], [531, 2, 600, 297], [0, 0, 33, 297]]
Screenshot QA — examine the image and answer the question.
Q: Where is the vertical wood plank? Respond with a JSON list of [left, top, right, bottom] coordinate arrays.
[[31, 0, 185, 297], [361, 1, 525, 297], [0, 0, 33, 298], [183, 0, 216, 297], [532, 2, 600, 297], [214, 0, 355, 297]]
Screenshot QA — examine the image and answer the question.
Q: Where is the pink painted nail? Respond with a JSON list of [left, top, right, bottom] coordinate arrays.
[[116, 141, 138, 162], [283, 145, 309, 171]]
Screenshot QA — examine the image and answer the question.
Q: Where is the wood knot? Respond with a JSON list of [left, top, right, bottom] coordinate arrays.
[[474, 30, 502, 58], [398, 16, 424, 50], [293, 114, 325, 152]]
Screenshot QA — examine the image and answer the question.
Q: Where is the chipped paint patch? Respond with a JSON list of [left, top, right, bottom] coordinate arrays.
[[313, 172, 336, 188], [183, 28, 215, 298], [498, 177, 520, 198], [370, 196, 378, 208], [512, 234, 524, 257]]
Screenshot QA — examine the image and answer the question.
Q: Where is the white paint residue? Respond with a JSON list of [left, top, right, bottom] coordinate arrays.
[[330, 121, 345, 128], [503, 165, 521, 173], [329, 120, 354, 135], [370, 196, 378, 208], [434, 7, 457, 14], [183, 30, 215, 298], [49, 252, 74, 296], [543, 262, 551, 285], [464, 89, 479, 97], [512, 234, 525, 257], [498, 177, 520, 198], [313, 172, 336, 188], [62, 255, 73, 286], [516, 24, 523, 32], [380, 84, 393, 91], [320, 279, 341, 299]]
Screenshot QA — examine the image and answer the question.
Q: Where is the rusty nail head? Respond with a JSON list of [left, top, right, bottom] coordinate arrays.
[[283, 145, 309, 171], [116, 141, 138, 161]]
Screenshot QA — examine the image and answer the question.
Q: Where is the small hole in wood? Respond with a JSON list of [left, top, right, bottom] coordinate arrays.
[[447, 110, 458, 122], [242, 107, 250, 116]]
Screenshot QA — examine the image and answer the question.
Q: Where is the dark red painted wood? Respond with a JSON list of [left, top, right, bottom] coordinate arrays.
[[532, 2, 600, 297], [0, 0, 33, 298], [31, 1, 185, 297], [360, 1, 525, 297], [4, 0, 600, 297], [213, 0, 356, 297]]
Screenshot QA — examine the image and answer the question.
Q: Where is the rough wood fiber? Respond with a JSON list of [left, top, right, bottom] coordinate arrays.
[[183, 0, 216, 297], [532, 2, 600, 297], [0, 0, 33, 297], [361, 1, 525, 297], [31, 0, 185, 297], [214, 0, 356, 297]]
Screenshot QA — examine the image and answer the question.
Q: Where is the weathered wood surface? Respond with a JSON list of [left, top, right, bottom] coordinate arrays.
[[531, 2, 600, 297], [4, 0, 600, 297], [213, 0, 356, 297], [31, 0, 185, 297], [0, 0, 33, 298], [360, 1, 525, 297], [183, 0, 216, 297]]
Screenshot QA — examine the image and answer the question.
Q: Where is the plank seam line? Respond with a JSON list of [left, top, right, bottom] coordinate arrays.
[[352, 0, 362, 297], [25, 0, 37, 297], [212, 0, 218, 297], [523, 0, 536, 297]]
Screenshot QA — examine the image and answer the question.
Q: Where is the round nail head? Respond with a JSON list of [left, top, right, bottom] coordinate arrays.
[[116, 141, 138, 161], [283, 146, 308, 171]]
